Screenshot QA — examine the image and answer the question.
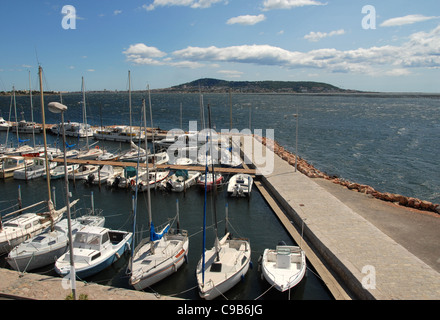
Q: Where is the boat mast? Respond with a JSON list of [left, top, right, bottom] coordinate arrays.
[[129, 71, 132, 144], [81, 77, 89, 150], [207, 104, 220, 262], [29, 71, 35, 148], [39, 66, 52, 206], [142, 98, 154, 255], [12, 86, 19, 143]]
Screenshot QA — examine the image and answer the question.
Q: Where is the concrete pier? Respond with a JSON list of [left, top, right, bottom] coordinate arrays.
[[242, 136, 440, 300]]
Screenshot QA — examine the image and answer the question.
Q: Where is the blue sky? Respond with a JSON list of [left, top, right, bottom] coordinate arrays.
[[0, 0, 439, 92]]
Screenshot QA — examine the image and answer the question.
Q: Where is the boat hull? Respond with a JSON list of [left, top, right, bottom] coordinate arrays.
[[8, 243, 67, 272], [131, 237, 189, 290]]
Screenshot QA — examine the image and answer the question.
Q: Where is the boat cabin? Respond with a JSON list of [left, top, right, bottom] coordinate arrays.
[[2, 213, 43, 232]]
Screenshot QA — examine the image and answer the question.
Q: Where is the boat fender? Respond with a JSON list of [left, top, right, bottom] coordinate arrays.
[[130, 180, 135, 186], [241, 274, 245, 282], [125, 242, 131, 253], [249, 261, 253, 269], [115, 252, 120, 259], [95, 145, 99, 149]]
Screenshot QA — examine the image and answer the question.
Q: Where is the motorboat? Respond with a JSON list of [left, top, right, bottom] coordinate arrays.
[[161, 170, 201, 192], [68, 164, 100, 180], [86, 165, 114, 185], [0, 117, 12, 131], [93, 126, 144, 142], [6, 208, 105, 272], [0, 156, 32, 179], [197, 173, 223, 191], [132, 170, 170, 192], [11, 120, 43, 134], [54, 225, 132, 279], [227, 174, 253, 197], [13, 157, 57, 180], [51, 122, 94, 138], [260, 244, 306, 292], [45, 163, 80, 180]]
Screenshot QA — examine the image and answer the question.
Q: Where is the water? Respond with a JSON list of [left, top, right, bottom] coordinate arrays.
[[1, 91, 439, 300]]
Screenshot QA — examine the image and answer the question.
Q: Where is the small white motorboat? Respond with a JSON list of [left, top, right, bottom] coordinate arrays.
[[68, 164, 99, 180], [6, 208, 105, 272], [162, 170, 201, 192], [55, 225, 133, 279], [86, 165, 114, 185], [260, 244, 306, 292], [133, 170, 170, 192], [45, 163, 80, 180], [0, 156, 32, 179], [227, 174, 253, 197]]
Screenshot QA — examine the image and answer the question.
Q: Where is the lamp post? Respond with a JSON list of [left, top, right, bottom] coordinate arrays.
[[48, 102, 76, 300], [294, 105, 298, 172]]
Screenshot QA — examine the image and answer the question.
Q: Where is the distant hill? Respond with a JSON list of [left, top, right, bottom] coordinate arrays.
[[155, 78, 358, 94]]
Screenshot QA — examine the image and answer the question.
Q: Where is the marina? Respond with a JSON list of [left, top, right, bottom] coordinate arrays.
[[0, 92, 439, 301]]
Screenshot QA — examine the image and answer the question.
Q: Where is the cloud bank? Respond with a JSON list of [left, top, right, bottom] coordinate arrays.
[[123, 25, 440, 76]]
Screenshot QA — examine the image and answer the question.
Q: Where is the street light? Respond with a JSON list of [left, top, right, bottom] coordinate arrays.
[[48, 102, 76, 300]]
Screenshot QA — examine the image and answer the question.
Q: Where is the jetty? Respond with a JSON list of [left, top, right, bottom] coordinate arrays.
[[242, 135, 440, 300]]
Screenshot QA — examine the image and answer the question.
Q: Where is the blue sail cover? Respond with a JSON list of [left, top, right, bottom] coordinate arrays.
[[150, 222, 170, 241], [66, 142, 76, 149], [19, 138, 29, 143]]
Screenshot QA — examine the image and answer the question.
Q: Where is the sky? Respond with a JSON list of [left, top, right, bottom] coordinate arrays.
[[0, 0, 439, 92]]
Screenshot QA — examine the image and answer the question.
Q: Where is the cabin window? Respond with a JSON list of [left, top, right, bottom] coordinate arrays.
[[32, 236, 45, 243], [91, 253, 101, 261], [101, 232, 109, 244], [241, 256, 247, 266], [48, 240, 56, 246], [25, 223, 31, 230], [33, 220, 40, 226]]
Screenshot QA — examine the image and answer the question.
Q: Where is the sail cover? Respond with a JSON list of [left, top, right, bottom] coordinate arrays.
[[150, 222, 170, 241]]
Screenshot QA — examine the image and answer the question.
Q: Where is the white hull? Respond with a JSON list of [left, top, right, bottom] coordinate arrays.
[[197, 234, 251, 300], [130, 232, 189, 290], [227, 174, 253, 197], [261, 246, 306, 292], [13, 160, 57, 180]]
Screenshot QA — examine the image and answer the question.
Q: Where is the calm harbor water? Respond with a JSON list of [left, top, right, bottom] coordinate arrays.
[[1, 91, 439, 300]]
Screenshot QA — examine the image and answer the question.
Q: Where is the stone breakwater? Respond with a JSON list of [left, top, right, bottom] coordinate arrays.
[[254, 135, 440, 215]]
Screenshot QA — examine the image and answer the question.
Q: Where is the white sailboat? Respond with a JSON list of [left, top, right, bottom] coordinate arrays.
[[128, 98, 189, 290], [72, 77, 103, 160], [196, 105, 251, 300], [260, 244, 306, 292], [5, 199, 106, 272]]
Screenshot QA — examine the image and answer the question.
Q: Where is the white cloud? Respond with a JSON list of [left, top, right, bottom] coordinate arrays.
[[262, 0, 327, 11], [114, 10, 122, 15], [217, 70, 244, 77], [226, 14, 266, 26], [144, 0, 226, 11], [123, 25, 440, 76], [380, 14, 439, 27], [87, 69, 95, 72], [304, 29, 345, 42]]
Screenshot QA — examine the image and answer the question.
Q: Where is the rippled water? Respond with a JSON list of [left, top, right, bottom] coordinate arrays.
[[0, 91, 439, 300]]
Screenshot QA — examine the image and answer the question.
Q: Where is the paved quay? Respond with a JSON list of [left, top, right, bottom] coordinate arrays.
[[242, 135, 440, 300], [0, 268, 180, 300]]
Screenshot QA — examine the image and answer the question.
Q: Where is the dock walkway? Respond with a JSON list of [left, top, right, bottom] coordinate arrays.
[[242, 136, 440, 300]]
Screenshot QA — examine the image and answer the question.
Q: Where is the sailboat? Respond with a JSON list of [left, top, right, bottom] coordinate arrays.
[[72, 77, 103, 160], [128, 99, 189, 290], [196, 105, 251, 300], [6, 199, 105, 272], [0, 66, 63, 255]]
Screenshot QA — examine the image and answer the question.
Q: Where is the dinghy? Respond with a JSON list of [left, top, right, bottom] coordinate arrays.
[[162, 170, 201, 192]]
